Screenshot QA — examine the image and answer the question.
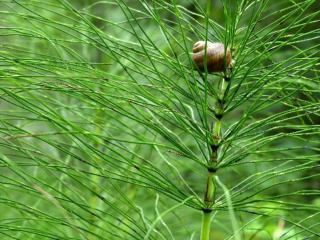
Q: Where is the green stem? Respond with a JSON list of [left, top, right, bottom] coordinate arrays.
[[201, 163, 216, 240], [204, 172, 216, 206], [200, 70, 231, 240], [213, 119, 221, 146], [200, 210, 212, 240]]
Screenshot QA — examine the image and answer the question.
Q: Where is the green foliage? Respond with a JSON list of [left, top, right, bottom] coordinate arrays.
[[0, 0, 319, 239]]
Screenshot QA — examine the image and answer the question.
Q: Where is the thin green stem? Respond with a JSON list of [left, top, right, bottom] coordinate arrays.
[[204, 172, 216, 206], [200, 210, 212, 240], [201, 71, 230, 239]]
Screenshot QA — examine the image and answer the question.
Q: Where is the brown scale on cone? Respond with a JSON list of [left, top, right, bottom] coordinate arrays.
[[192, 41, 232, 73]]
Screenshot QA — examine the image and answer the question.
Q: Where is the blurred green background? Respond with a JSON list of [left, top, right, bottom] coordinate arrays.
[[0, 0, 319, 239]]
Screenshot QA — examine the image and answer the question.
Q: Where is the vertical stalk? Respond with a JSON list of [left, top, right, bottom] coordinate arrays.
[[204, 172, 216, 205], [200, 73, 230, 240], [201, 170, 216, 240], [201, 210, 212, 240]]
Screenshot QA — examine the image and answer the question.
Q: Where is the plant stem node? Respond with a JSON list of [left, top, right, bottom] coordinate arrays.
[[207, 167, 217, 173], [211, 143, 219, 152], [202, 208, 213, 213], [215, 113, 223, 119], [224, 76, 231, 82]]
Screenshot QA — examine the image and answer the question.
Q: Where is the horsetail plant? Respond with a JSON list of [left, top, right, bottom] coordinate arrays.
[[192, 39, 233, 240], [0, 0, 319, 239]]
